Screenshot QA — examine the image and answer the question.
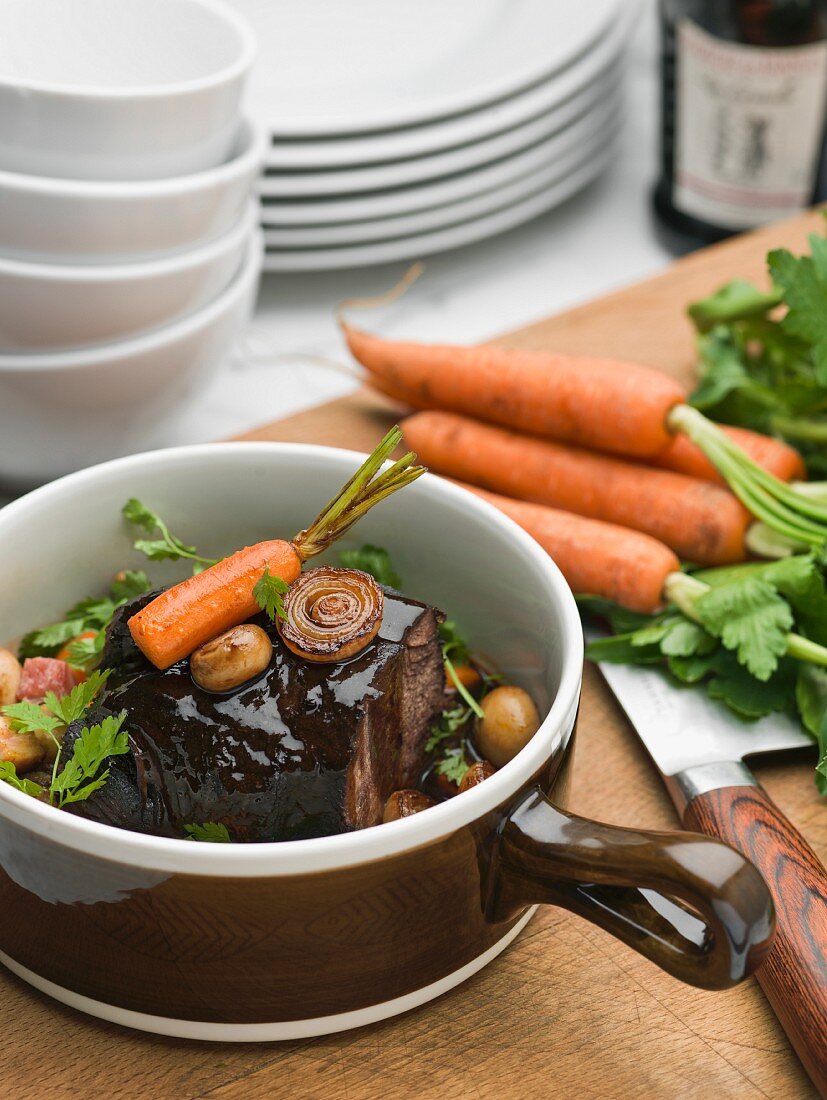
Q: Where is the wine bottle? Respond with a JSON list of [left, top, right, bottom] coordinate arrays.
[[654, 0, 827, 247]]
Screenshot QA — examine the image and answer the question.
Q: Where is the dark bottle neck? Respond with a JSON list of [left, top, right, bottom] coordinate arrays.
[[661, 0, 826, 45]]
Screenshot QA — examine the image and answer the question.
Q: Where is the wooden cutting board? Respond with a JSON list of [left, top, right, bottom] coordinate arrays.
[[5, 212, 827, 1100]]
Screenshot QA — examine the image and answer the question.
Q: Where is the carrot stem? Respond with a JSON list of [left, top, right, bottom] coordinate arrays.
[[291, 426, 426, 561], [669, 405, 827, 548], [445, 654, 484, 718]]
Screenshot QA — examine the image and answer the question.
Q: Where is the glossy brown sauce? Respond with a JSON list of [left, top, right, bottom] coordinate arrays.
[[71, 592, 434, 842]]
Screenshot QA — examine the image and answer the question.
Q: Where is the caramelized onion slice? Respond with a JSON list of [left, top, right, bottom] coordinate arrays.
[[278, 567, 383, 663]]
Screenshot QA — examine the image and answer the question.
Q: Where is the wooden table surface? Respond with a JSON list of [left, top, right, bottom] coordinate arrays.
[[4, 211, 826, 1100]]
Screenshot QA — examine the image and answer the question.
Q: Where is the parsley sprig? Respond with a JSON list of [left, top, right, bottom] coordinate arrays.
[[122, 499, 218, 572], [253, 566, 290, 621], [0, 671, 130, 806], [18, 570, 150, 669], [435, 747, 470, 787], [439, 621, 485, 719], [50, 713, 129, 808], [688, 225, 827, 478]]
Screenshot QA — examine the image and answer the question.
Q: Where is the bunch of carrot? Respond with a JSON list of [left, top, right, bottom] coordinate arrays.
[[341, 320, 807, 614]]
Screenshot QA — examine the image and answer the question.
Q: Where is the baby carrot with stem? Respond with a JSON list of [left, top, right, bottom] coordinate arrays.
[[129, 428, 424, 669]]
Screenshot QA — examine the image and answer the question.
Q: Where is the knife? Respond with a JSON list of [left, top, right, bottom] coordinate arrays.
[[591, 641, 827, 1096]]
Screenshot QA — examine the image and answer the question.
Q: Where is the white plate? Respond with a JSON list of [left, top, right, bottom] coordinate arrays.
[[259, 70, 620, 226], [230, 0, 623, 136], [261, 140, 614, 272], [262, 9, 631, 169], [261, 103, 618, 247], [259, 68, 620, 199]]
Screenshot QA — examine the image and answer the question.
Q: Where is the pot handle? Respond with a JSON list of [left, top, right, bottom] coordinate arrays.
[[488, 787, 775, 989]]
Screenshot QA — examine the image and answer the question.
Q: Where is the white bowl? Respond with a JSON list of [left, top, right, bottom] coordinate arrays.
[[0, 119, 265, 264], [0, 232, 262, 487], [0, 202, 257, 353], [0, 0, 256, 181]]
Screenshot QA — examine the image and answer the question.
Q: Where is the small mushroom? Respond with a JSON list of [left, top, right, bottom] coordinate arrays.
[[459, 760, 496, 793], [383, 789, 434, 823], [475, 685, 540, 767], [190, 624, 273, 693], [0, 648, 22, 706]]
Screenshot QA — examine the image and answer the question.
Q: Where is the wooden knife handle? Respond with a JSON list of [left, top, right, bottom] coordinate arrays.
[[684, 784, 827, 1096]]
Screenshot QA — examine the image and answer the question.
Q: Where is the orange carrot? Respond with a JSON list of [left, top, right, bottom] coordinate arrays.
[[403, 410, 749, 565], [342, 323, 687, 459], [653, 424, 806, 483], [129, 541, 300, 670], [128, 427, 426, 670], [455, 482, 679, 613]]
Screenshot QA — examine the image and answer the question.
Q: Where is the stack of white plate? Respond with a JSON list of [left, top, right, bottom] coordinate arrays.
[[231, 0, 631, 272]]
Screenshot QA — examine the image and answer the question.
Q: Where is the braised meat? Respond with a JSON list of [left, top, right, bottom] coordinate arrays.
[[61, 589, 446, 842]]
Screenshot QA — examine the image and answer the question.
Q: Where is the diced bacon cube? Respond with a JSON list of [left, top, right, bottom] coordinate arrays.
[[17, 657, 77, 703]]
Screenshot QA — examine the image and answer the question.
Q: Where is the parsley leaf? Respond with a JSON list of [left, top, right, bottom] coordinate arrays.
[[0, 761, 44, 799], [50, 712, 130, 808], [770, 238, 827, 382], [184, 822, 231, 843], [18, 570, 151, 667], [0, 701, 62, 740], [338, 544, 401, 587], [45, 670, 111, 728], [688, 232, 827, 477], [796, 665, 827, 795], [122, 498, 217, 570], [1, 670, 110, 740], [65, 630, 106, 672], [110, 569, 152, 603], [426, 703, 471, 754], [694, 577, 792, 681], [435, 746, 470, 787], [253, 566, 289, 622]]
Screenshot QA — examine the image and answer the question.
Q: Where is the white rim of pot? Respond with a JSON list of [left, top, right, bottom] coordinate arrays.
[[0, 446, 584, 875]]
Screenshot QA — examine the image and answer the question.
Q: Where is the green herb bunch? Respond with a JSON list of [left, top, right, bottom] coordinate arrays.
[[688, 225, 827, 478], [582, 551, 827, 793]]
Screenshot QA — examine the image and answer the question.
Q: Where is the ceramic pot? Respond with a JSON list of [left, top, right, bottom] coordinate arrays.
[[0, 445, 774, 1040]]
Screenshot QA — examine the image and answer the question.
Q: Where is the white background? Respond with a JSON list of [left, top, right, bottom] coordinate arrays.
[[167, 2, 673, 445], [0, 2, 671, 509]]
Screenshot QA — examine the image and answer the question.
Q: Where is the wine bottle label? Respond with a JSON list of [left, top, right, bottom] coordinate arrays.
[[674, 19, 827, 229]]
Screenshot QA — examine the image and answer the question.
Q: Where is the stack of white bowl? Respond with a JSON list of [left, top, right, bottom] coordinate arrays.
[[0, 0, 263, 488]]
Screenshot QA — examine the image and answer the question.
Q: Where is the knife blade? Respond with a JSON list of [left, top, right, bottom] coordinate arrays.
[[589, 636, 827, 1096]]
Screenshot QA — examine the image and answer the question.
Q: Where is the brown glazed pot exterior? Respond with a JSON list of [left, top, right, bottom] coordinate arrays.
[[0, 716, 576, 1024]]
